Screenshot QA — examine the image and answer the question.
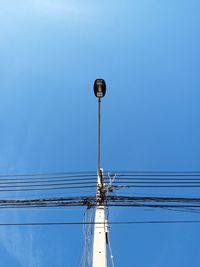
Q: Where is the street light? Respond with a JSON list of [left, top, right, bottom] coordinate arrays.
[[93, 79, 106, 174], [94, 79, 106, 98]]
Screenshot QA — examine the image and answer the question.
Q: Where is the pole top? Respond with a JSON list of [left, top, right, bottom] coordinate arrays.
[[94, 79, 106, 98]]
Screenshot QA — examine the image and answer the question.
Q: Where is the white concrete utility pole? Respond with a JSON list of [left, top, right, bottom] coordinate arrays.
[[92, 170, 107, 267], [92, 79, 108, 267]]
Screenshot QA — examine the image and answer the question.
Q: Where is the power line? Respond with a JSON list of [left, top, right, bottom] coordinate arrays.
[[107, 195, 200, 202], [0, 178, 97, 184], [115, 185, 200, 188], [0, 220, 200, 226], [0, 175, 97, 182], [0, 171, 97, 178], [107, 172, 200, 179], [0, 185, 96, 192], [114, 178, 200, 181], [1, 195, 200, 211], [0, 181, 96, 188], [114, 181, 200, 184], [2, 171, 200, 181], [1, 180, 200, 190]]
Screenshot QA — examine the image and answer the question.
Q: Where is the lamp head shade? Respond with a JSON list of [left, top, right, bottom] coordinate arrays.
[[94, 79, 106, 98]]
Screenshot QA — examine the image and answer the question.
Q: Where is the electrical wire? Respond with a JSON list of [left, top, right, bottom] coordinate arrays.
[[114, 177, 200, 181], [0, 178, 97, 184], [108, 171, 200, 175], [0, 181, 97, 188], [80, 208, 93, 267], [0, 220, 200, 226], [0, 171, 200, 216], [0, 185, 96, 192], [1, 196, 200, 212], [0, 171, 97, 178], [114, 182, 200, 185], [114, 185, 200, 188]]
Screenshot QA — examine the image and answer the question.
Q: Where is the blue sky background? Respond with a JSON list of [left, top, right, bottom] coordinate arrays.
[[0, 1, 200, 266]]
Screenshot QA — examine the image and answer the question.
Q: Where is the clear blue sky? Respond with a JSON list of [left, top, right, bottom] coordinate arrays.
[[0, 1, 200, 266]]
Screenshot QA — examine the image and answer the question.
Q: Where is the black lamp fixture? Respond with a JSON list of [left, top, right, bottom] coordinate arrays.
[[94, 79, 106, 98]]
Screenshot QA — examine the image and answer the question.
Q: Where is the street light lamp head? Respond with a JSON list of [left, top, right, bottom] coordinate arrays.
[[94, 79, 106, 98]]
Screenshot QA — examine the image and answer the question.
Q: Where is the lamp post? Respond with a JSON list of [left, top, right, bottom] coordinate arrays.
[[92, 79, 107, 267]]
